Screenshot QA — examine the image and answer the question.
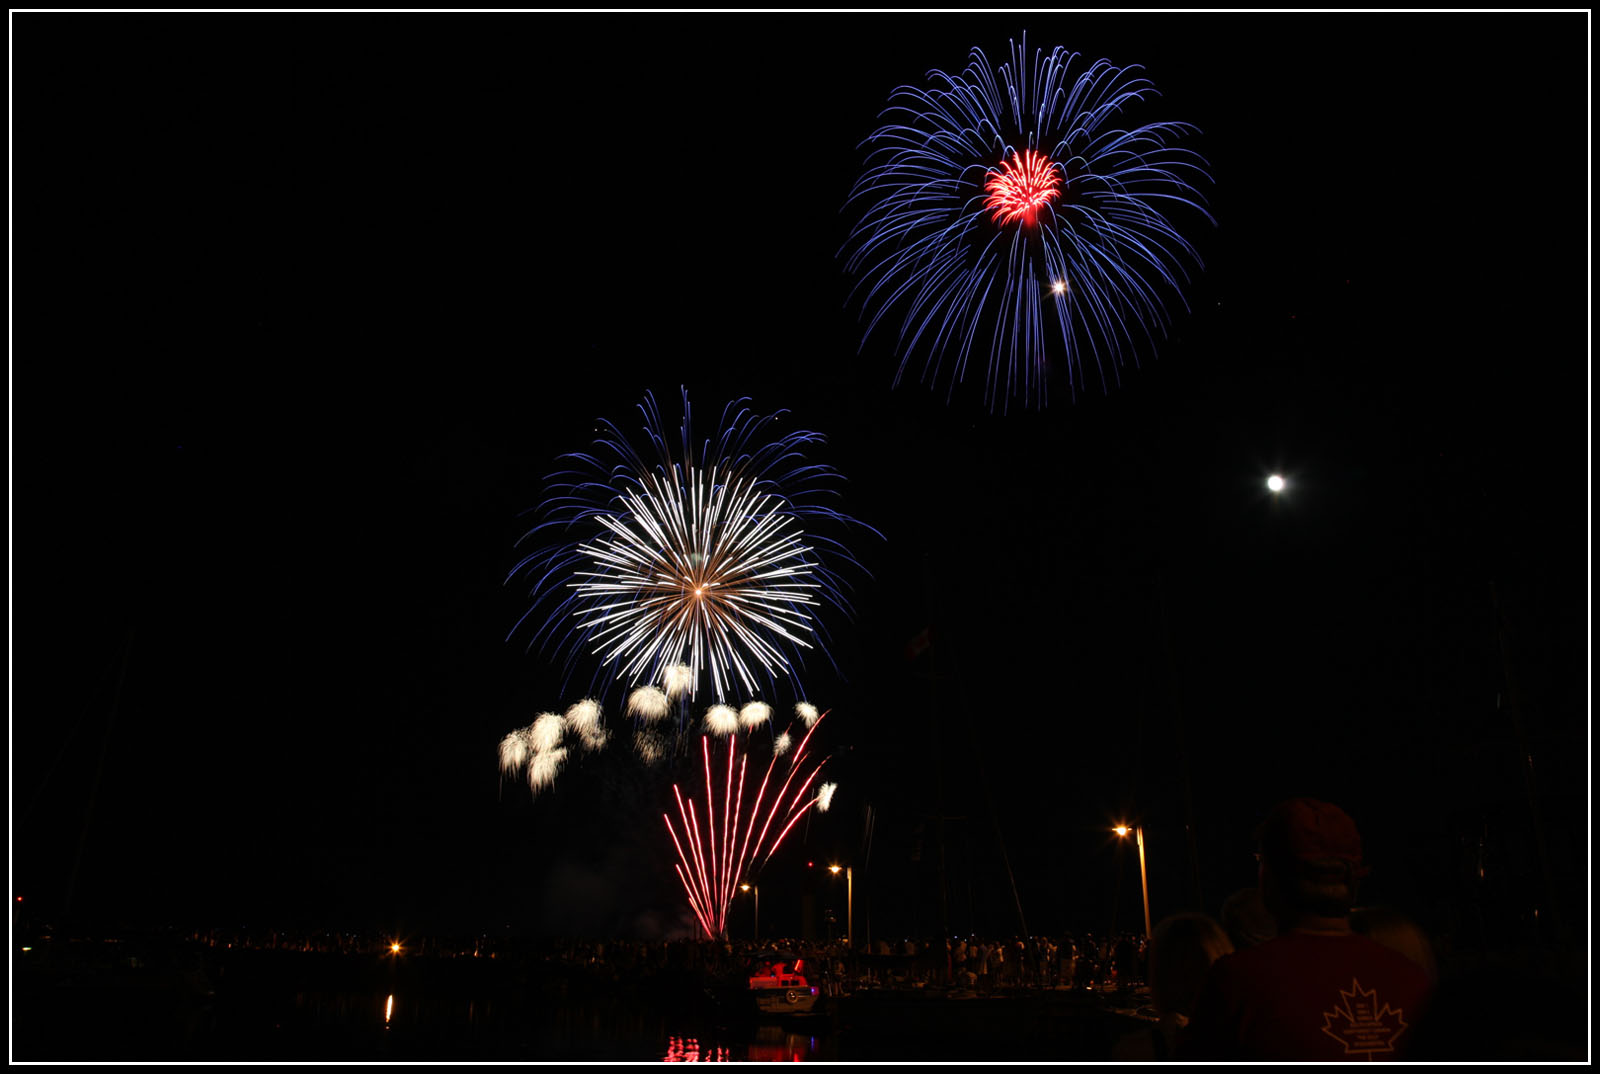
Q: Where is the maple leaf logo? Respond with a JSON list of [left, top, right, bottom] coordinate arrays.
[[1322, 977, 1409, 1057]]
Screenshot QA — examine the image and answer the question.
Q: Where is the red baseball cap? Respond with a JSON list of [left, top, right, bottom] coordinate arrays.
[[1255, 798, 1371, 876]]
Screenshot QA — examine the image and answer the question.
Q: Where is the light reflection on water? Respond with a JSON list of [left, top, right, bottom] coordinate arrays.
[[745, 1025, 824, 1062], [268, 990, 830, 1061], [663, 1035, 730, 1062], [665, 1026, 824, 1062]]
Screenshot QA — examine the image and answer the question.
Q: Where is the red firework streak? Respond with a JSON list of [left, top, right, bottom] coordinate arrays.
[[663, 711, 830, 939], [983, 148, 1062, 227]]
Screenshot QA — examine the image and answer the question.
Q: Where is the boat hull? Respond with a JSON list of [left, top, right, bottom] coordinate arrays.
[[751, 985, 820, 1014]]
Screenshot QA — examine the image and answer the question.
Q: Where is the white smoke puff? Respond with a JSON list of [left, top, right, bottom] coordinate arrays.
[[796, 702, 820, 727], [531, 713, 563, 755], [634, 730, 666, 765], [816, 782, 838, 813], [662, 663, 694, 699], [703, 704, 740, 737], [528, 747, 567, 792], [738, 701, 772, 729], [498, 730, 529, 775], [627, 685, 671, 722], [773, 732, 792, 757], [530, 712, 565, 753], [564, 699, 603, 735]]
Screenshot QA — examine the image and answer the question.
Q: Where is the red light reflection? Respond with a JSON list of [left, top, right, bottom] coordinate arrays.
[[663, 1036, 731, 1062]]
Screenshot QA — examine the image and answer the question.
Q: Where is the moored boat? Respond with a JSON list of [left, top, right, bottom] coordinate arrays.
[[744, 950, 821, 1014]]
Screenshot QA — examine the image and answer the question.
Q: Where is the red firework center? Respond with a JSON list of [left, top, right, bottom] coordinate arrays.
[[983, 148, 1062, 227]]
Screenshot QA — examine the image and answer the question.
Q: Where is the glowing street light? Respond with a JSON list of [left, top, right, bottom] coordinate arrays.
[[828, 864, 853, 950], [1267, 474, 1286, 493], [1114, 824, 1153, 940], [739, 881, 760, 942]]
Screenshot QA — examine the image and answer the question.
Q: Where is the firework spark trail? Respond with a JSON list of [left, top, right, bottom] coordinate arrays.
[[703, 739, 719, 933], [662, 709, 832, 938], [678, 791, 713, 935], [842, 34, 1212, 411], [672, 861, 712, 939], [665, 793, 715, 938], [508, 391, 878, 706], [726, 743, 751, 932], [763, 770, 826, 857], [721, 738, 737, 933], [739, 714, 828, 875], [733, 714, 828, 901]]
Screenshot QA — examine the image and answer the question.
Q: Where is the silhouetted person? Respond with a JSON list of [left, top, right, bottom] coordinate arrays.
[[1181, 798, 1433, 1061], [1219, 885, 1277, 950], [1111, 913, 1233, 1060]]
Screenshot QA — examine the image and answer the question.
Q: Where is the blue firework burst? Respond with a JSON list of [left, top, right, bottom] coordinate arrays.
[[842, 36, 1213, 411], [508, 389, 876, 705]]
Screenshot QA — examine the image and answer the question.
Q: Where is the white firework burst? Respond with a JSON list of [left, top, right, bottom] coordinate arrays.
[[563, 699, 602, 734], [774, 731, 792, 756], [738, 701, 772, 730], [512, 391, 878, 712], [796, 701, 820, 727], [634, 730, 667, 765], [626, 685, 672, 722], [703, 704, 740, 737], [816, 781, 838, 812], [562, 699, 609, 750], [528, 746, 567, 792], [499, 729, 530, 776], [571, 465, 822, 702], [530, 712, 565, 753], [661, 662, 694, 699]]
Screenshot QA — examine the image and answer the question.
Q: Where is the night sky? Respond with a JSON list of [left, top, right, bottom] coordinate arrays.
[[14, 13, 1589, 949]]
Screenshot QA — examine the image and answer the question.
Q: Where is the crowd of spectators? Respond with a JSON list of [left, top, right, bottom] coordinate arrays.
[[174, 923, 1157, 1000]]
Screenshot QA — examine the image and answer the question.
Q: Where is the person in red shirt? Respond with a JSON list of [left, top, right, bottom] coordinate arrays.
[[1180, 798, 1434, 1061]]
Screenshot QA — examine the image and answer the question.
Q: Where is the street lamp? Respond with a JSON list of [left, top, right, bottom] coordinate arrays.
[[828, 864, 853, 950], [1114, 825, 1152, 940], [739, 882, 759, 942]]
